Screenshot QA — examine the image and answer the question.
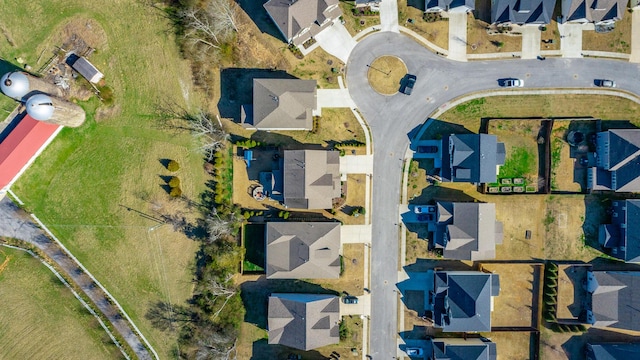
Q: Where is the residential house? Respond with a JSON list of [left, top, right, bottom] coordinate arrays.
[[586, 343, 640, 359], [587, 129, 640, 192], [241, 78, 317, 130], [266, 222, 341, 279], [440, 134, 506, 184], [431, 338, 497, 360], [263, 0, 342, 46], [562, 0, 629, 25], [491, 0, 557, 25], [431, 202, 503, 261], [585, 271, 640, 331], [598, 199, 640, 263], [268, 293, 340, 350], [426, 0, 475, 13], [428, 270, 500, 332]]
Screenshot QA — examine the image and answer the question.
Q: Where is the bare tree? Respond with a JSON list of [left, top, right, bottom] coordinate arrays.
[[177, 0, 239, 53], [196, 336, 237, 360], [189, 110, 229, 160], [205, 208, 238, 241]]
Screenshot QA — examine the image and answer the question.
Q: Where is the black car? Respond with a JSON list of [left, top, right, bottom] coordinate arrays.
[[402, 74, 417, 95], [417, 145, 438, 153], [342, 296, 359, 304]]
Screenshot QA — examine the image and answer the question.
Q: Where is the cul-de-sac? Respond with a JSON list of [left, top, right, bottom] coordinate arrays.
[[2, 1, 640, 359]]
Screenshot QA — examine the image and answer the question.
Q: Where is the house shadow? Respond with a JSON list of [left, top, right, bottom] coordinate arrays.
[[236, 0, 285, 42], [0, 59, 22, 77], [251, 339, 327, 360], [599, 120, 638, 131], [0, 111, 25, 143], [581, 194, 613, 256], [240, 277, 339, 328], [218, 68, 297, 122], [412, 119, 474, 143], [561, 329, 640, 360], [560, 265, 589, 320], [399, 325, 430, 341], [407, 0, 426, 11], [408, 183, 477, 206]]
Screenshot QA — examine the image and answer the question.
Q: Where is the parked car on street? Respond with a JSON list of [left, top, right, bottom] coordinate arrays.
[[342, 296, 358, 304], [402, 74, 417, 95], [595, 79, 616, 87], [501, 78, 523, 87]]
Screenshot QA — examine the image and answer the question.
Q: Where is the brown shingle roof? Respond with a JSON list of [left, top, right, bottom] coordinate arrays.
[[283, 150, 341, 209], [251, 79, 316, 130]]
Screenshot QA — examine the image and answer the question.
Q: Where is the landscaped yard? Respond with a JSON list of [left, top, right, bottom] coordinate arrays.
[[549, 120, 597, 192], [0, 247, 120, 359], [339, 1, 381, 37], [583, 14, 632, 53], [4, 1, 207, 357], [398, 0, 449, 50], [488, 119, 543, 187], [467, 15, 522, 54]]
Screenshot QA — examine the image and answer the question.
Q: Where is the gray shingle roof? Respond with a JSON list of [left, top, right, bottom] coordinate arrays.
[[432, 338, 497, 360], [441, 134, 505, 184], [598, 199, 640, 263], [283, 150, 341, 209], [590, 130, 640, 192], [431, 271, 500, 332], [264, 0, 341, 45], [249, 79, 317, 130], [564, 0, 628, 24], [491, 0, 556, 24], [268, 293, 339, 350], [588, 271, 640, 331], [433, 202, 501, 261], [586, 343, 640, 360], [266, 222, 341, 279]]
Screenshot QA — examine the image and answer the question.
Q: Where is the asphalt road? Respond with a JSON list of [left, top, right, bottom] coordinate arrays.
[[345, 31, 640, 359]]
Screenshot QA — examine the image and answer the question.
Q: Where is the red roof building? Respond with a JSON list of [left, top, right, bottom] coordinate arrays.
[[0, 114, 61, 194]]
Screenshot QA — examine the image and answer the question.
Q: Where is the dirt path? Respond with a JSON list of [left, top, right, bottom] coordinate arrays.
[[0, 197, 153, 360]]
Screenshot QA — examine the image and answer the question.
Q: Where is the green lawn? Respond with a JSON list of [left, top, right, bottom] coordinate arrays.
[[3, 1, 208, 358], [499, 146, 536, 178], [0, 247, 121, 359], [243, 224, 266, 273]]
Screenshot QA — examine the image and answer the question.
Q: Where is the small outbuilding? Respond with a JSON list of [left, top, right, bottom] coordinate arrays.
[[67, 54, 104, 84]]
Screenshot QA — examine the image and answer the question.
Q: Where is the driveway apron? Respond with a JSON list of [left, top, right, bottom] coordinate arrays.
[[315, 21, 357, 63]]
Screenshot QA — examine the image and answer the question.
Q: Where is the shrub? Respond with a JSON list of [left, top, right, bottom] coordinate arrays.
[[167, 160, 180, 172], [168, 176, 181, 188], [339, 320, 350, 340], [170, 187, 182, 197]]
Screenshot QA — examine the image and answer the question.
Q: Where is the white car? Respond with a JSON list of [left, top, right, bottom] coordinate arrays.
[[406, 347, 424, 356], [503, 78, 523, 87]]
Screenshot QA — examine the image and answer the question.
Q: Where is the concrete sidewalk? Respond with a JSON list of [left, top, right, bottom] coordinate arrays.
[[379, 0, 399, 33], [631, 9, 640, 63], [447, 12, 468, 62], [341, 225, 372, 244], [315, 21, 357, 63]]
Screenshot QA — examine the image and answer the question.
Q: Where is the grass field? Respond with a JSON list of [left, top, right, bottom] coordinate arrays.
[[2, 1, 207, 357], [0, 247, 120, 359], [368, 56, 407, 95], [583, 14, 632, 53]]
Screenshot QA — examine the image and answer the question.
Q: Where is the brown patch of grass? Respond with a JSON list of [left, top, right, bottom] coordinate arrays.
[[339, 1, 381, 37], [317, 244, 365, 296], [467, 15, 522, 54], [367, 56, 407, 95], [481, 331, 532, 359], [398, 0, 449, 50], [583, 14, 632, 53], [541, 21, 561, 51], [334, 174, 367, 226], [556, 264, 589, 321]]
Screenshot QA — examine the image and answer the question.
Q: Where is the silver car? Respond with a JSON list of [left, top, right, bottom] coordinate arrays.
[[595, 79, 616, 87], [503, 78, 523, 87]]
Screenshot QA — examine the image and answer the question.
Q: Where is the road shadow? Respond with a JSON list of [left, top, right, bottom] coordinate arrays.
[[218, 68, 297, 122], [236, 0, 285, 42]]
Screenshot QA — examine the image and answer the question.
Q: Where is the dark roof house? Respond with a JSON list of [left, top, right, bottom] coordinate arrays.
[[282, 150, 341, 209], [431, 202, 503, 261], [268, 293, 340, 350], [432, 338, 497, 360], [429, 270, 500, 332], [67, 54, 104, 84], [562, 0, 629, 24], [491, 0, 556, 24], [263, 0, 342, 46], [585, 271, 640, 331], [598, 199, 640, 263], [440, 134, 506, 184], [242, 78, 317, 130], [266, 222, 341, 279], [588, 129, 640, 192], [426, 0, 475, 12], [586, 343, 640, 360]]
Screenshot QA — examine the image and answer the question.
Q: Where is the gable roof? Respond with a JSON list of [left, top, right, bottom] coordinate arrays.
[[426, 0, 475, 11], [250, 79, 317, 130], [67, 55, 104, 84], [283, 150, 341, 209], [268, 293, 339, 350], [586, 343, 640, 360], [432, 271, 500, 332], [0, 115, 60, 193], [266, 222, 341, 279], [491, 0, 556, 24], [432, 338, 497, 360], [564, 0, 628, 23], [433, 202, 502, 260], [590, 130, 640, 192], [264, 0, 341, 44], [601, 199, 640, 263], [588, 271, 640, 331], [441, 134, 505, 184]]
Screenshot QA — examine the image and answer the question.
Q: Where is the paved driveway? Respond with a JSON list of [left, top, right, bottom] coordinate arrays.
[[521, 25, 541, 59], [345, 31, 640, 359], [315, 21, 357, 63], [340, 155, 373, 175], [341, 225, 372, 244], [447, 12, 468, 62], [558, 22, 584, 58], [317, 88, 353, 108], [379, 0, 399, 33], [340, 294, 371, 316]]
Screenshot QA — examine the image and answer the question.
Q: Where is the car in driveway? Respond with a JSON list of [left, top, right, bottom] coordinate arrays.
[[414, 205, 436, 214], [595, 79, 616, 88], [406, 347, 424, 357], [501, 78, 523, 87], [402, 74, 417, 95], [417, 145, 438, 153], [342, 296, 358, 304]]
